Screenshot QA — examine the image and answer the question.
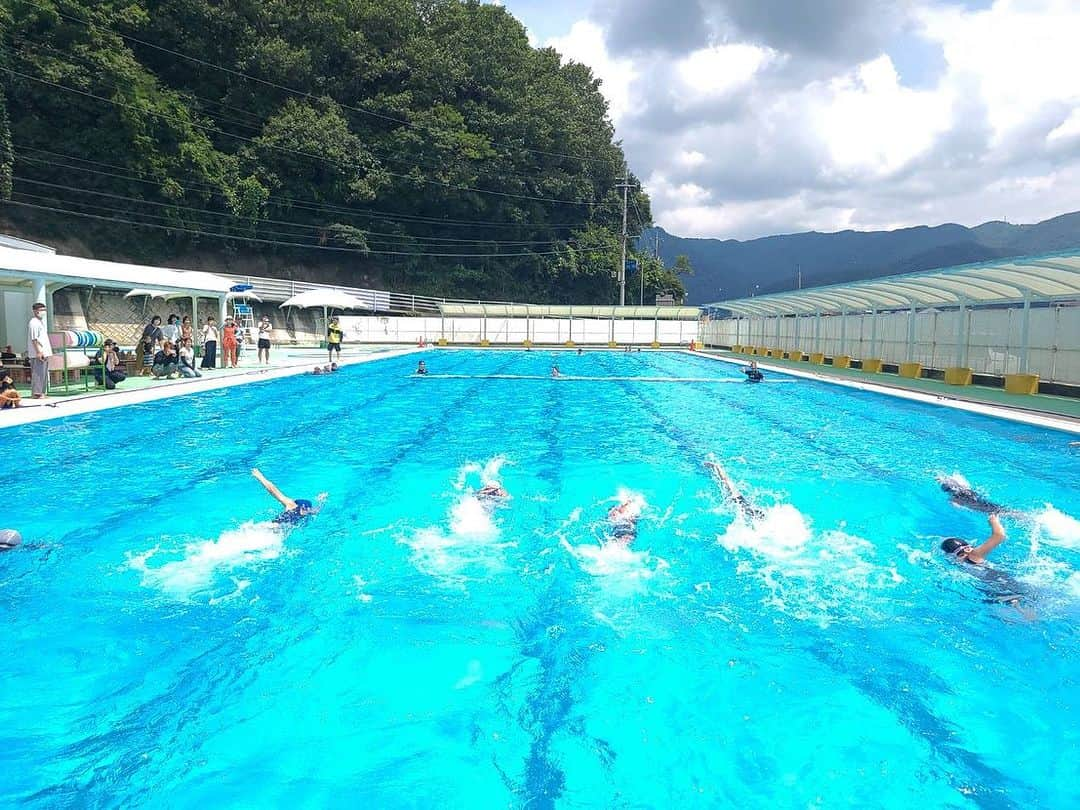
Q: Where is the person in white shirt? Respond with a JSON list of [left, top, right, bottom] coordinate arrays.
[[178, 337, 202, 378], [257, 315, 273, 365], [26, 302, 52, 399], [200, 316, 219, 369]]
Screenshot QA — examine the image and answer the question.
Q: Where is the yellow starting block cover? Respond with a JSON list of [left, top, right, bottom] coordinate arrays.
[[785, 350, 804, 361], [861, 358, 883, 373], [479, 339, 491, 347], [564, 340, 576, 347], [833, 355, 851, 369], [1003, 373, 1039, 395], [650, 341, 661, 348], [756, 346, 769, 356], [437, 338, 448, 346], [899, 362, 922, 378], [944, 367, 972, 385], [809, 352, 825, 364], [607, 341, 617, 348], [768, 348, 784, 359]]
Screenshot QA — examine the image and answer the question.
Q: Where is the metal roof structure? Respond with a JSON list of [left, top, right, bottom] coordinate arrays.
[[0, 246, 234, 296], [700, 250, 1080, 316], [437, 303, 700, 319]]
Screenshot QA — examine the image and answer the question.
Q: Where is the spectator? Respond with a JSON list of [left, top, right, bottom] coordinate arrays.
[[137, 315, 163, 377], [200, 316, 219, 369], [161, 314, 181, 346], [257, 315, 273, 365], [178, 337, 202, 378], [180, 315, 194, 346], [101, 340, 126, 390], [221, 316, 239, 369], [1, 370, 21, 408], [0, 345, 15, 360], [26, 302, 52, 399], [327, 316, 343, 363], [152, 340, 180, 379]]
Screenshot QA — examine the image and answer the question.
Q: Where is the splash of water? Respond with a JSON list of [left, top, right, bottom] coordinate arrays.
[[128, 521, 284, 600], [401, 492, 512, 586]]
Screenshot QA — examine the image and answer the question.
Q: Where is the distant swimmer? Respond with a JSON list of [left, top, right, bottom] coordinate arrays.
[[742, 360, 764, 383], [705, 460, 765, 521], [251, 468, 319, 526], [938, 474, 1015, 516], [551, 365, 561, 378], [940, 514, 1028, 607], [607, 499, 639, 546], [0, 529, 22, 551], [477, 483, 508, 500], [416, 360, 428, 375]]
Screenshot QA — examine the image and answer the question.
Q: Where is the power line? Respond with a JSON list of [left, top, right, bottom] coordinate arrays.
[[0, 63, 599, 207], [11, 176, 576, 247], [14, 145, 591, 230], [2, 198, 615, 258], [10, 0, 617, 166]]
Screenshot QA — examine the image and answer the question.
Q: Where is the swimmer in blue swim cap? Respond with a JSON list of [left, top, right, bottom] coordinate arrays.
[[251, 468, 320, 526]]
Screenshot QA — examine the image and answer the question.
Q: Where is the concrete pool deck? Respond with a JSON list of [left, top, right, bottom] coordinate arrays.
[[699, 349, 1080, 433], [0, 345, 423, 428]]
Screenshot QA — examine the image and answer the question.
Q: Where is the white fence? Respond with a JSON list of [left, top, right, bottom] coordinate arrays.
[[341, 316, 700, 345], [703, 304, 1080, 383]]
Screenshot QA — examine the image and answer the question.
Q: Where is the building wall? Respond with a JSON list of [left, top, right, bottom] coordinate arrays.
[[702, 304, 1080, 383], [340, 316, 701, 345]]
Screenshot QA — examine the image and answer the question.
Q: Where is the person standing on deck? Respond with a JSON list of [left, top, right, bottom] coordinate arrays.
[[200, 317, 219, 369], [257, 315, 273, 365], [327, 316, 343, 363], [26, 302, 52, 399]]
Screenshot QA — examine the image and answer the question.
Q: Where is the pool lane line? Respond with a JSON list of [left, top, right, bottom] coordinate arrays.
[[415, 373, 796, 382], [693, 351, 1080, 435]]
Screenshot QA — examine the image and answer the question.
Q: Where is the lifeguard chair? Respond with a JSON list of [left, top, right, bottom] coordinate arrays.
[[229, 284, 259, 343]]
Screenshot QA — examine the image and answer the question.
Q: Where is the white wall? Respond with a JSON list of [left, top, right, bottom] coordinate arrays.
[[0, 290, 32, 353], [702, 304, 1080, 383], [340, 316, 701, 345]]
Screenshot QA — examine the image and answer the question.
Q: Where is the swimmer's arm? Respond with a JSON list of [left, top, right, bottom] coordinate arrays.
[[967, 514, 1006, 563], [251, 468, 297, 510]]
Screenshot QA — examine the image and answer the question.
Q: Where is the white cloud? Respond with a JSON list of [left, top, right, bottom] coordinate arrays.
[[546, 21, 637, 123], [534, 0, 1080, 239]]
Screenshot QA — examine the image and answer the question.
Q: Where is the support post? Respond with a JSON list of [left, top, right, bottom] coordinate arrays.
[[907, 306, 916, 362], [1019, 292, 1032, 373], [814, 310, 821, 352], [869, 308, 877, 357], [839, 308, 847, 357], [956, 298, 968, 367]]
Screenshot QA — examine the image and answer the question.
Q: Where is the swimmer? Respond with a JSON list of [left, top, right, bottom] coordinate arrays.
[[937, 474, 1013, 515], [551, 365, 561, 378], [940, 514, 1029, 609], [416, 360, 428, 375], [251, 468, 319, 526], [0, 529, 22, 550], [705, 459, 765, 521], [742, 360, 764, 383], [607, 499, 639, 546], [577, 347, 583, 356], [477, 483, 509, 500], [312, 366, 323, 375], [330, 362, 339, 372]]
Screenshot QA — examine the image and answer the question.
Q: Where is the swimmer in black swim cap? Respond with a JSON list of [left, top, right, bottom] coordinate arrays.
[[940, 514, 1007, 565], [938, 474, 1010, 515], [251, 468, 320, 525]]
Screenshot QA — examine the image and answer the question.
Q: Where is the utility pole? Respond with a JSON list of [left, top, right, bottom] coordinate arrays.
[[616, 167, 631, 306]]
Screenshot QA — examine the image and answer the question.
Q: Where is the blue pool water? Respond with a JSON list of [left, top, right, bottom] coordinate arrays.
[[1, 350, 1079, 808]]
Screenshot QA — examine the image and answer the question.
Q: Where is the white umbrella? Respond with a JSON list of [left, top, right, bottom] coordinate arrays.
[[279, 289, 367, 310], [125, 288, 187, 300], [226, 290, 263, 302], [279, 289, 368, 340]]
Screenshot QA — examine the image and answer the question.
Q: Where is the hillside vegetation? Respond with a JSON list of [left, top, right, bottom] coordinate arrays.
[[0, 0, 686, 302]]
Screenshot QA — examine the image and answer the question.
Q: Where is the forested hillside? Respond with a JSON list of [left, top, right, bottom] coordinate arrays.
[[0, 0, 685, 302]]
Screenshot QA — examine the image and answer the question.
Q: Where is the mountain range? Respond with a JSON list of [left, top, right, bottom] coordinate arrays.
[[643, 211, 1080, 304]]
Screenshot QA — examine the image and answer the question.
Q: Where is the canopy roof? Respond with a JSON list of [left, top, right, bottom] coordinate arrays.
[[0, 246, 234, 296], [437, 303, 700, 319], [701, 250, 1080, 316]]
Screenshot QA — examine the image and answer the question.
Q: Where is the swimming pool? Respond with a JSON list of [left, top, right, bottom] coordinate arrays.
[[1, 350, 1078, 807]]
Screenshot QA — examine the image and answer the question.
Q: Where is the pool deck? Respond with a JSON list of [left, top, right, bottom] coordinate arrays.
[[0, 346, 422, 428], [699, 349, 1080, 433]]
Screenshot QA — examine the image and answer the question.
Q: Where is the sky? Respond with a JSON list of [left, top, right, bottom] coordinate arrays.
[[493, 0, 1080, 240]]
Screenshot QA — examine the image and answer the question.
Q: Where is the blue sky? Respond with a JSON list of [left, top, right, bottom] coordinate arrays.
[[493, 0, 1080, 240]]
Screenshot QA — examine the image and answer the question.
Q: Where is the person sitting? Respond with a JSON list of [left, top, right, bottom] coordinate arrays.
[[742, 360, 764, 383], [151, 341, 180, 379], [416, 360, 428, 375], [0, 345, 16, 361], [0, 371, 21, 408], [251, 468, 319, 526], [178, 337, 202, 379]]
